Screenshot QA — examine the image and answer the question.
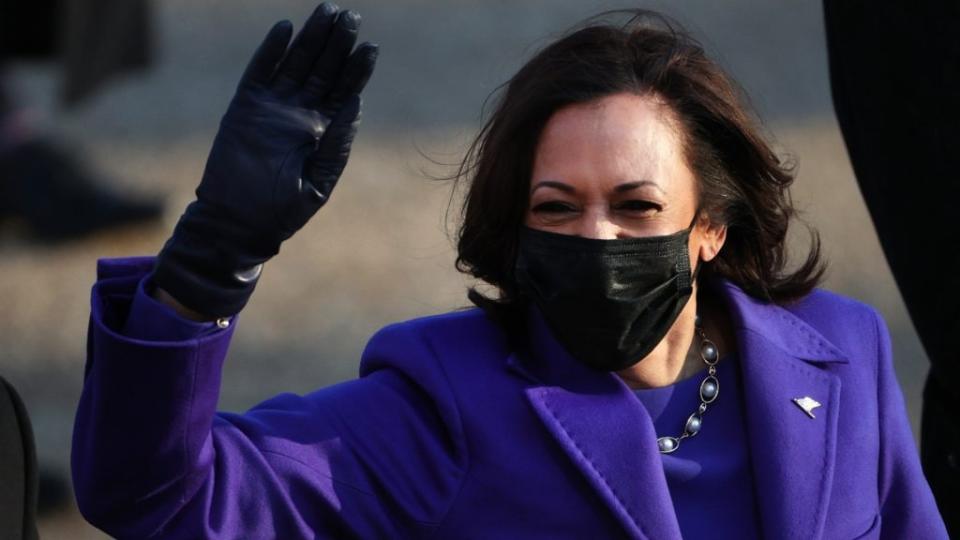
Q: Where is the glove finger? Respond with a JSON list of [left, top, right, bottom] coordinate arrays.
[[273, 2, 339, 90], [303, 94, 362, 199], [239, 20, 294, 87], [321, 42, 378, 110], [301, 10, 361, 107]]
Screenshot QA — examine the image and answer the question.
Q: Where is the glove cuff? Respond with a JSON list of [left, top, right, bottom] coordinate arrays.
[[153, 202, 278, 318]]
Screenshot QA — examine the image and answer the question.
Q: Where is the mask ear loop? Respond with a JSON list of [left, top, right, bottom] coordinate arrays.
[[688, 206, 705, 282]]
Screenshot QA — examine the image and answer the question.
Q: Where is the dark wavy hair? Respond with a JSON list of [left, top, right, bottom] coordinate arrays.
[[453, 10, 824, 332]]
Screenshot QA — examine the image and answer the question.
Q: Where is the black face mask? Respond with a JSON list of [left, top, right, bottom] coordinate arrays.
[[515, 224, 697, 372]]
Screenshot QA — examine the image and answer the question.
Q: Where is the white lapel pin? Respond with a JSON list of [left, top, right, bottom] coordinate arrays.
[[792, 396, 821, 419]]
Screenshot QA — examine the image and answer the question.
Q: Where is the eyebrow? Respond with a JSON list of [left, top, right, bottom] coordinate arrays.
[[531, 180, 665, 195]]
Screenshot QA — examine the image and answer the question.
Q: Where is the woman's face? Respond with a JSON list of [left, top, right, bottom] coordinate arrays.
[[525, 92, 726, 267]]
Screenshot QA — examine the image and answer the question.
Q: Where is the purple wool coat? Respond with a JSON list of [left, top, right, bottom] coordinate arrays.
[[72, 257, 948, 539]]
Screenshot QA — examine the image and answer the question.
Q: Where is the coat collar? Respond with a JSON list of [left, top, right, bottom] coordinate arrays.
[[506, 279, 846, 540]]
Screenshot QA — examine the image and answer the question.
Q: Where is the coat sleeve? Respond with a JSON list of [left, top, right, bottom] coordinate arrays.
[[72, 258, 467, 539], [872, 310, 949, 539]]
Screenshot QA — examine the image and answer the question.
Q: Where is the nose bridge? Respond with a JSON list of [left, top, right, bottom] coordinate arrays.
[[580, 204, 619, 240]]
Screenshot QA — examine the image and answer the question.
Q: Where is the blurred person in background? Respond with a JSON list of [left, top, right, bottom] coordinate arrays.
[[70, 3, 948, 538], [0, 376, 38, 539], [0, 0, 162, 241], [824, 3, 960, 534], [0, 0, 162, 530]]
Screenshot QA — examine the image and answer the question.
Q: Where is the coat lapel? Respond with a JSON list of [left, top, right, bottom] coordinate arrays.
[[506, 310, 682, 540], [719, 281, 847, 540]]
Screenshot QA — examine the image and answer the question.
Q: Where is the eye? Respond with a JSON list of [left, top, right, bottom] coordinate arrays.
[[615, 200, 661, 215], [531, 201, 577, 214]]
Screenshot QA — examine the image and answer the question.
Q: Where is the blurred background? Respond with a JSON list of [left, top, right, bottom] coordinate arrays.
[[0, 0, 929, 537]]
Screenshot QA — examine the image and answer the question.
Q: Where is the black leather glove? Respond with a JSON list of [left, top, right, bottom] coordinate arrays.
[[154, 3, 377, 318]]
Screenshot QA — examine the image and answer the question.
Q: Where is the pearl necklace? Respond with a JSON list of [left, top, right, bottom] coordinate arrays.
[[656, 319, 720, 454]]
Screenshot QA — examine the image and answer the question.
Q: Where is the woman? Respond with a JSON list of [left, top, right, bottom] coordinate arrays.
[[72, 4, 948, 539]]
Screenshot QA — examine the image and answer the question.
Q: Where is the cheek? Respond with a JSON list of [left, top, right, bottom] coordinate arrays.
[[522, 206, 542, 229], [523, 205, 538, 225]]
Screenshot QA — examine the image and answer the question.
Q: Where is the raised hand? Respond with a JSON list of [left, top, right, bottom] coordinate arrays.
[[153, 3, 378, 318]]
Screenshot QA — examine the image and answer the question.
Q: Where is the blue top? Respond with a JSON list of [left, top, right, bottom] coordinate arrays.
[[633, 354, 762, 539]]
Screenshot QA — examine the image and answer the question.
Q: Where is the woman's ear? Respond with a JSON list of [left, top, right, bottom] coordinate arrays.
[[697, 220, 727, 263]]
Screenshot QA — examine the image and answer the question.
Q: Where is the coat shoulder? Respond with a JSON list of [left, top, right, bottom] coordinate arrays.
[[365, 307, 507, 352], [379, 307, 502, 337], [787, 287, 881, 323], [359, 307, 511, 376], [784, 287, 887, 362]]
